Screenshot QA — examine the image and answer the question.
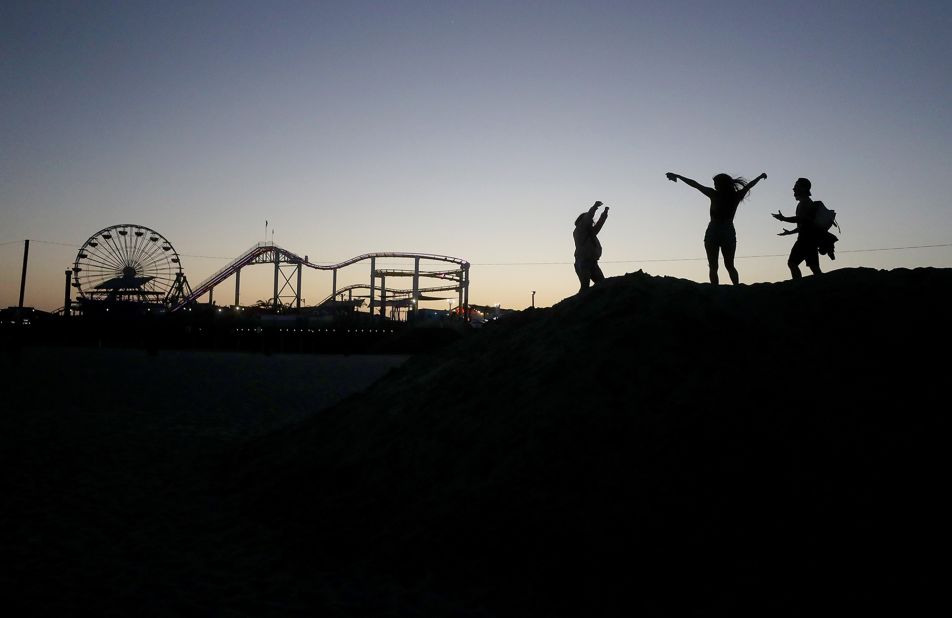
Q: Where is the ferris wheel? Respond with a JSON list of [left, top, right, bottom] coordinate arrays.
[[73, 224, 184, 304]]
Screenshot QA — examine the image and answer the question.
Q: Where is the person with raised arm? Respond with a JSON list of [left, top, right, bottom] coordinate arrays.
[[573, 200, 609, 293], [666, 171, 767, 285]]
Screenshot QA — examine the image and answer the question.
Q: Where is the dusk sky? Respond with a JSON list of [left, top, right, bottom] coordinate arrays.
[[2, 0, 950, 311]]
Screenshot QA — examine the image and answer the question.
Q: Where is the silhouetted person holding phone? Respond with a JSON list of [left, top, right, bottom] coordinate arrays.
[[574, 200, 609, 292], [773, 177, 822, 279], [666, 171, 767, 285]]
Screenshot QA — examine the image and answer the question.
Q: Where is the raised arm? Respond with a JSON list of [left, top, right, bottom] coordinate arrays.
[[666, 172, 715, 198], [576, 201, 603, 233], [592, 207, 608, 235], [738, 172, 767, 199]]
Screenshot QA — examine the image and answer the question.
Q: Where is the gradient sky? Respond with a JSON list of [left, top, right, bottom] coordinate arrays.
[[3, 0, 950, 311]]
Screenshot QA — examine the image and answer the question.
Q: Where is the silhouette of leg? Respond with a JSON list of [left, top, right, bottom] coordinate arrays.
[[704, 240, 720, 285], [789, 240, 809, 280], [789, 262, 802, 279], [805, 246, 821, 275], [722, 241, 739, 285], [590, 262, 605, 285], [575, 261, 591, 293]]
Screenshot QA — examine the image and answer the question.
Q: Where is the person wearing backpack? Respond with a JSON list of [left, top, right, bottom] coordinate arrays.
[[773, 177, 830, 279], [665, 170, 767, 285], [573, 200, 609, 292]]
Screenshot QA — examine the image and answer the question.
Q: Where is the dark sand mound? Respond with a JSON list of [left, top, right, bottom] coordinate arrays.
[[4, 268, 949, 616], [229, 268, 950, 615]]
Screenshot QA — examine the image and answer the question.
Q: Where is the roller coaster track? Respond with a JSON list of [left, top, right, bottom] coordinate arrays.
[[171, 242, 469, 313], [313, 283, 463, 308]]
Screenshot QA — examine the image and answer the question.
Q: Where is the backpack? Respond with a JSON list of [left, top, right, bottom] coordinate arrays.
[[814, 201, 840, 233], [813, 201, 840, 259]]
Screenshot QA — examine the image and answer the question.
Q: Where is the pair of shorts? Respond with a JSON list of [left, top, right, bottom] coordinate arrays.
[[789, 237, 820, 268], [574, 259, 604, 287], [704, 221, 736, 251]]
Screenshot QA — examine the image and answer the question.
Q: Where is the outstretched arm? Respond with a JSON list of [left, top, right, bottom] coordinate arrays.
[[666, 173, 715, 197], [592, 207, 609, 235], [738, 172, 767, 199], [772, 210, 797, 224]]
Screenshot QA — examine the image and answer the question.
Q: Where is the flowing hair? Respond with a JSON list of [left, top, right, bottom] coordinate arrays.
[[713, 173, 751, 199]]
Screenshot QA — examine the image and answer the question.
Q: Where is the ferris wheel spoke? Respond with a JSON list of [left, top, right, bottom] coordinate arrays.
[[146, 278, 170, 295], [80, 273, 113, 286], [139, 253, 168, 276], [106, 232, 131, 268], [130, 231, 150, 266], [97, 230, 126, 266], [82, 246, 110, 264], [145, 269, 174, 280], [89, 244, 124, 272], [140, 235, 167, 265], [140, 266, 170, 281], [142, 260, 175, 278], [81, 266, 113, 280], [142, 259, 173, 273], [81, 255, 123, 273], [144, 237, 172, 268], [134, 245, 163, 276], [128, 228, 146, 267], [149, 278, 175, 292], [119, 229, 133, 267], [145, 275, 173, 289], [78, 258, 111, 272], [99, 235, 127, 270], [121, 227, 137, 267], [137, 230, 162, 266], [79, 265, 116, 279]]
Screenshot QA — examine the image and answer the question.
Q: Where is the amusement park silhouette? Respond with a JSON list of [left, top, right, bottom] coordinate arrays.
[[66, 223, 473, 320], [0, 221, 490, 359]]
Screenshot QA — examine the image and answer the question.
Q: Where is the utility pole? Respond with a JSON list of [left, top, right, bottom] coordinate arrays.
[[18, 240, 30, 311], [64, 270, 72, 317]]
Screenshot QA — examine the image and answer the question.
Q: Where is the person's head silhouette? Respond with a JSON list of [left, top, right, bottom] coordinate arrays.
[[793, 178, 812, 200], [575, 201, 603, 226], [713, 174, 747, 195]]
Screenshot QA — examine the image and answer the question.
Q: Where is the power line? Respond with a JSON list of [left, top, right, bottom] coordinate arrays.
[[0, 239, 78, 248], [839, 243, 952, 254], [178, 253, 234, 260], [472, 243, 952, 266]]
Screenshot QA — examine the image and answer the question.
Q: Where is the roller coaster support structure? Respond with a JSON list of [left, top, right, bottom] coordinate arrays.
[[174, 243, 470, 320]]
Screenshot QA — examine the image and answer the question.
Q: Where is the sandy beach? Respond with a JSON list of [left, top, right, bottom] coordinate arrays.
[[1, 348, 410, 616]]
